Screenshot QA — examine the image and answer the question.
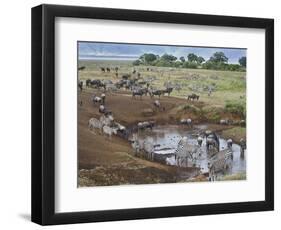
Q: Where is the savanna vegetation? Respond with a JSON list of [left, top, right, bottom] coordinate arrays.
[[132, 51, 246, 72]]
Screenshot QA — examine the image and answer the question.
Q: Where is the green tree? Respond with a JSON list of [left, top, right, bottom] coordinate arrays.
[[132, 59, 142, 66], [179, 56, 185, 62], [161, 53, 177, 62], [197, 56, 205, 64], [139, 53, 158, 64], [209, 52, 228, 63], [239, 56, 246, 67], [187, 53, 198, 62]]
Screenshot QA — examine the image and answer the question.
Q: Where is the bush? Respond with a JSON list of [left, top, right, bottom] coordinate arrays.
[[224, 100, 246, 118]]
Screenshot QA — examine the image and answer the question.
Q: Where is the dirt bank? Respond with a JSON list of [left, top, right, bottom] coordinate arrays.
[[78, 88, 245, 186]]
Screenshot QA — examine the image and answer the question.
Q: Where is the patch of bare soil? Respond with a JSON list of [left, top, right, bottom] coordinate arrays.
[[78, 89, 200, 186]]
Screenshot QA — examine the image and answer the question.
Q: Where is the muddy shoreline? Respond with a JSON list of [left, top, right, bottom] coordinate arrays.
[[78, 89, 246, 187]]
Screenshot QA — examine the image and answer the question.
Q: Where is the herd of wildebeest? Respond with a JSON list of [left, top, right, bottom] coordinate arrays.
[[79, 65, 246, 181]]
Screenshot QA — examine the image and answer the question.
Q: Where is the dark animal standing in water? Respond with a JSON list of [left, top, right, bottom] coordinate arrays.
[[205, 131, 220, 152], [197, 136, 203, 146], [106, 67, 110, 72], [240, 138, 246, 157], [187, 93, 199, 101], [100, 67, 105, 73], [78, 66, 86, 71]]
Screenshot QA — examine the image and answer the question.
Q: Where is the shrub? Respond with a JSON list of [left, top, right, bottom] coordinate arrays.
[[224, 100, 246, 118]]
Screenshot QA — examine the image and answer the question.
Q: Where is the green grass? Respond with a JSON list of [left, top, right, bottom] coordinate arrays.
[[78, 59, 246, 113], [218, 172, 246, 181]]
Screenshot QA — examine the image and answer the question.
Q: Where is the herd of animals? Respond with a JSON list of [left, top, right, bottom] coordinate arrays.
[[78, 66, 199, 101], [79, 65, 246, 181]]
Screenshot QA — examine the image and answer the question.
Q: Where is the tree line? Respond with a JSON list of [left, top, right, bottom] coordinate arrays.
[[132, 52, 246, 72]]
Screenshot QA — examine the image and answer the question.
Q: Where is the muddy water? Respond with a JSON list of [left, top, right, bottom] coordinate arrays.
[[130, 124, 246, 176]]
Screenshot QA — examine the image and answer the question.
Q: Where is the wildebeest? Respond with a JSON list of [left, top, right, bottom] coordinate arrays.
[[240, 120, 246, 127], [220, 119, 229, 125], [101, 93, 106, 104], [187, 93, 199, 101], [92, 95, 102, 104], [180, 118, 192, 127], [153, 100, 161, 109], [240, 138, 246, 157], [137, 121, 155, 130], [227, 139, 233, 149], [106, 67, 110, 72], [122, 74, 131, 80], [197, 136, 203, 146], [206, 132, 220, 153], [86, 79, 91, 87], [132, 89, 144, 99], [78, 66, 86, 71], [162, 87, 173, 96], [100, 67, 105, 73], [149, 89, 162, 98], [115, 67, 119, 72], [78, 81, 83, 92], [99, 105, 112, 116], [115, 79, 127, 89], [89, 79, 104, 89], [132, 69, 136, 74]]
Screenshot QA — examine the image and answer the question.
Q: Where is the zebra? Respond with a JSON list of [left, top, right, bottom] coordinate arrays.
[[102, 125, 117, 139], [174, 137, 199, 167], [100, 114, 114, 127], [208, 149, 233, 181], [88, 118, 103, 134]]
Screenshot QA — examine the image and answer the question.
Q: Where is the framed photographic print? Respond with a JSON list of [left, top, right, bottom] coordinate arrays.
[[31, 4, 274, 225]]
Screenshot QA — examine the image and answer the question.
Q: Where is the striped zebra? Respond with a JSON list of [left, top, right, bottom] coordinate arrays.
[[174, 137, 199, 167], [208, 149, 233, 181], [88, 118, 103, 134]]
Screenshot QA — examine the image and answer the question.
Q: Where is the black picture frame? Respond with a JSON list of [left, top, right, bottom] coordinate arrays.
[[31, 4, 274, 225]]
